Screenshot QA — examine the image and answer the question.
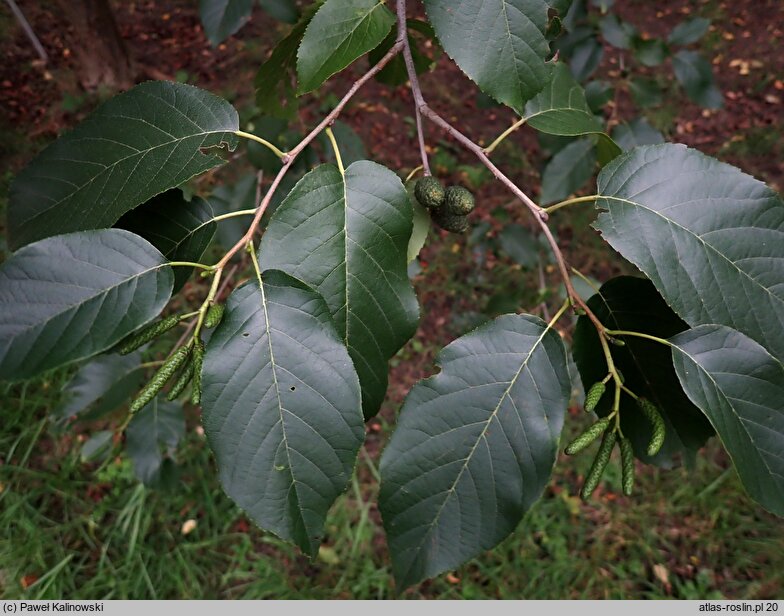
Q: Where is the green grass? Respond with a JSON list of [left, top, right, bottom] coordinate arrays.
[[1, 362, 782, 600]]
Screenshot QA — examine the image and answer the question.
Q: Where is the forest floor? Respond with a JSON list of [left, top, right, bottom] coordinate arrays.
[[0, 0, 783, 600]]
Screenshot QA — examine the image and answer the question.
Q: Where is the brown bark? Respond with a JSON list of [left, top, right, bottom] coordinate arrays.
[[57, 0, 134, 91]]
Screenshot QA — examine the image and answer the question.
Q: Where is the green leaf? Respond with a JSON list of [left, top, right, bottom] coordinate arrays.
[[56, 352, 143, 421], [407, 183, 430, 263], [523, 63, 620, 161], [670, 325, 784, 516], [540, 137, 596, 205], [610, 118, 664, 151], [599, 13, 636, 49], [594, 143, 784, 361], [8, 81, 238, 250], [126, 397, 185, 486], [81, 431, 114, 463], [547, 0, 573, 15], [369, 20, 436, 88], [117, 190, 216, 292], [258, 162, 419, 418], [572, 276, 714, 468], [569, 38, 603, 82], [498, 224, 539, 268], [423, 0, 553, 113], [201, 271, 364, 555], [0, 230, 173, 381], [254, 3, 321, 118], [208, 175, 259, 252], [524, 63, 601, 134], [629, 77, 663, 107], [379, 314, 570, 589], [199, 0, 254, 45], [258, 0, 298, 24], [296, 0, 395, 94], [632, 37, 669, 67], [668, 17, 710, 46], [673, 50, 723, 109], [584, 80, 614, 113]]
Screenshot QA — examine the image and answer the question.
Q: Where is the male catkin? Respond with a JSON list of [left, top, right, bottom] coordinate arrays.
[[130, 345, 191, 413], [581, 431, 617, 500], [565, 416, 612, 455], [190, 339, 205, 405], [204, 304, 225, 329], [619, 437, 635, 496], [119, 314, 180, 355], [584, 381, 606, 413], [638, 398, 666, 456], [167, 359, 194, 401]]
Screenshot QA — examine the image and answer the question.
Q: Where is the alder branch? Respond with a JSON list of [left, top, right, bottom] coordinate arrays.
[[215, 39, 405, 269], [396, 1, 431, 176], [394, 0, 605, 332]]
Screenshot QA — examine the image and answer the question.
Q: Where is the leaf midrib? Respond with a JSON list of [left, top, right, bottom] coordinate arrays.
[[254, 275, 309, 547], [399, 320, 553, 581]]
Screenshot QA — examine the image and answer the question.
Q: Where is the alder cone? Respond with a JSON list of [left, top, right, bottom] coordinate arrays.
[[444, 186, 475, 215], [435, 212, 469, 233], [414, 177, 446, 211]]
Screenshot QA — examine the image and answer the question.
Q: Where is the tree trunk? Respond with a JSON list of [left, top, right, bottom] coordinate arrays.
[[57, 0, 134, 91]]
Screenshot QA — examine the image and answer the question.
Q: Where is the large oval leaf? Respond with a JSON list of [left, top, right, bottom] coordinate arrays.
[[379, 314, 570, 589], [670, 325, 784, 517], [296, 0, 395, 94], [523, 62, 599, 134], [523, 64, 621, 163], [201, 271, 364, 556], [424, 0, 553, 113], [0, 230, 173, 381], [258, 161, 419, 418], [199, 0, 254, 45], [540, 137, 596, 205], [572, 276, 714, 468], [594, 144, 784, 361], [9, 81, 238, 249], [126, 397, 185, 486], [673, 50, 723, 109], [117, 189, 216, 292], [55, 352, 143, 421]]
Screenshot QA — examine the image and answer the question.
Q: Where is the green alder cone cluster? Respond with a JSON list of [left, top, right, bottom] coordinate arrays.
[[414, 177, 476, 234]]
